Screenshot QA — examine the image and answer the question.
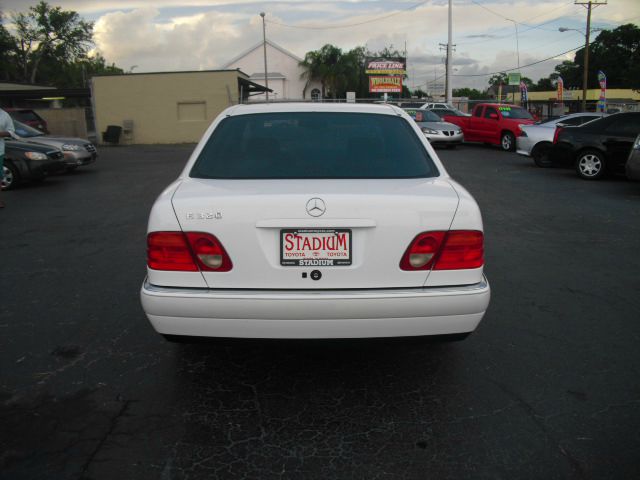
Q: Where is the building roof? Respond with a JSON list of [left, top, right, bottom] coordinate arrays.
[[91, 69, 249, 78], [0, 82, 56, 91], [221, 40, 304, 68], [249, 72, 287, 80]]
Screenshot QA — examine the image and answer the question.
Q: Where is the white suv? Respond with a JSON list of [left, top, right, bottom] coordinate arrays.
[[140, 103, 490, 341]]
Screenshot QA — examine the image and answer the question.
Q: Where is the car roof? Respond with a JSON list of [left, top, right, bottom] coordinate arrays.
[[225, 102, 403, 117], [479, 103, 523, 108]]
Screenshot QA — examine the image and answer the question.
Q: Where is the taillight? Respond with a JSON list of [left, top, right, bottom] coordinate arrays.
[[185, 232, 233, 272], [433, 230, 484, 270], [400, 230, 484, 271], [147, 232, 232, 272], [147, 232, 198, 271], [553, 126, 564, 144], [399, 232, 446, 270]]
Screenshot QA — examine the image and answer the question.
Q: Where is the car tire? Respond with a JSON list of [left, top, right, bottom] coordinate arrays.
[[532, 143, 552, 167], [575, 149, 606, 180], [500, 131, 516, 152], [1, 162, 19, 190]]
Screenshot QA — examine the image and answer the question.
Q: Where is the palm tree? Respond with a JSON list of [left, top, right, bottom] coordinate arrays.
[[300, 50, 326, 100]]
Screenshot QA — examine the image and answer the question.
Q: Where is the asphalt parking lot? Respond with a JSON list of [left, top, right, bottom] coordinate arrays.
[[1, 143, 639, 480]]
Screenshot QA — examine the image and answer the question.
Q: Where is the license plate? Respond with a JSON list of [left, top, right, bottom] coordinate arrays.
[[280, 229, 352, 266]]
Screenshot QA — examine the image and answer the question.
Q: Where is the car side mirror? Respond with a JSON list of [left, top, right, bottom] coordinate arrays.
[[489, 113, 499, 120]]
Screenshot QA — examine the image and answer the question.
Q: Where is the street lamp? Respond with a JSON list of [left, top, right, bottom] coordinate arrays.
[[559, 26, 603, 112], [260, 12, 269, 102]]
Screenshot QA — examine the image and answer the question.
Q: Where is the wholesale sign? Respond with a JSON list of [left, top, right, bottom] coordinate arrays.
[[365, 57, 406, 75], [369, 76, 403, 93]]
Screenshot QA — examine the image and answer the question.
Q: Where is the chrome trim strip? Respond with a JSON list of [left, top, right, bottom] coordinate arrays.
[[142, 276, 489, 300]]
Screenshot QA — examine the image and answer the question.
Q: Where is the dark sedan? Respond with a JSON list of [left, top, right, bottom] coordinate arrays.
[[2, 140, 67, 190], [549, 112, 640, 180]]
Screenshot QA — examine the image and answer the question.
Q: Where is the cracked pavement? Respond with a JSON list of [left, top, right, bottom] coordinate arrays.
[[1, 144, 639, 479]]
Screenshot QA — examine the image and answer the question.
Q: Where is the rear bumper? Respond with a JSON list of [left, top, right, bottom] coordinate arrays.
[[140, 277, 490, 339]]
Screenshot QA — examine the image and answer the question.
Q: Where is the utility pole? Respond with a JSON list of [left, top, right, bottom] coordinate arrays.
[[446, 0, 453, 104], [574, 1, 606, 112], [260, 12, 269, 102], [439, 43, 455, 102]]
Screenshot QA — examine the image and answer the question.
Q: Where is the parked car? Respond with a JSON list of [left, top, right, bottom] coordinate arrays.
[[12, 120, 97, 170], [517, 112, 607, 167], [2, 140, 66, 190], [422, 103, 470, 117], [428, 108, 467, 119], [140, 103, 490, 342], [625, 134, 640, 181], [404, 108, 463, 148], [549, 112, 640, 180], [444, 103, 536, 151], [4, 108, 49, 133]]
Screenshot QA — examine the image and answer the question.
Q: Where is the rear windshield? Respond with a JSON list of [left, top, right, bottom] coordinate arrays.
[[190, 112, 438, 179]]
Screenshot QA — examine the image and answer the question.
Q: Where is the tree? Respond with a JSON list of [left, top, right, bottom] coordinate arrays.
[[580, 24, 640, 90], [12, 1, 93, 84], [534, 24, 640, 92], [300, 44, 408, 99], [488, 72, 508, 88], [411, 88, 427, 98], [453, 87, 484, 100], [0, 13, 18, 81]]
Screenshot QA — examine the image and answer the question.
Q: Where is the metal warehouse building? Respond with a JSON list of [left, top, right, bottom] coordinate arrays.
[[91, 70, 267, 144]]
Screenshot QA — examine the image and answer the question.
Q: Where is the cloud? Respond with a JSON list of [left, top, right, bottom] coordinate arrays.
[[93, 7, 247, 70], [35, 0, 637, 89]]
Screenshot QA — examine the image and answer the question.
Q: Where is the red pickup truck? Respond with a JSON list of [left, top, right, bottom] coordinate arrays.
[[444, 103, 536, 151]]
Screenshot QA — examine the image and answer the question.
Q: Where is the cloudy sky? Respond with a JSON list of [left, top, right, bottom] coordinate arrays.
[[2, 0, 639, 90]]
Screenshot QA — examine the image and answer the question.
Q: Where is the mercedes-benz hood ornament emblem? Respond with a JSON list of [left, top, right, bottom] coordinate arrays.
[[306, 198, 326, 217]]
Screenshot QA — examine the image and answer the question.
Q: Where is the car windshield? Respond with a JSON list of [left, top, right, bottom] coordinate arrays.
[[191, 112, 438, 179], [498, 107, 533, 119], [13, 120, 44, 137], [415, 110, 442, 122]]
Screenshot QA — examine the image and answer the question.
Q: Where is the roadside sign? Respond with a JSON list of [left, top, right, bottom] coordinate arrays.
[[508, 73, 521, 86], [365, 57, 406, 75], [346, 91, 356, 103], [369, 76, 402, 93]]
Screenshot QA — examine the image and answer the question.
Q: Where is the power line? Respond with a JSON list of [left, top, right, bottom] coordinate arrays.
[[469, 0, 574, 32], [452, 44, 583, 77], [265, 0, 430, 30], [456, 4, 581, 46]]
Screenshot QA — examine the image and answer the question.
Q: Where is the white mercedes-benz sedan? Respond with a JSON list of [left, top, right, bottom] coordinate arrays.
[[140, 103, 490, 341]]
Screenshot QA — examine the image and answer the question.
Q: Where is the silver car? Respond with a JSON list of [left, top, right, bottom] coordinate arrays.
[[406, 109, 464, 148], [12, 120, 97, 170], [517, 112, 606, 167]]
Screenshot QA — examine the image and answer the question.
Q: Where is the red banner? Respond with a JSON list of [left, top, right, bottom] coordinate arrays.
[[369, 76, 402, 93]]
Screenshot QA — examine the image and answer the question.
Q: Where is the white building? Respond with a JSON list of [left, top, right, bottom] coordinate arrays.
[[221, 40, 322, 101]]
